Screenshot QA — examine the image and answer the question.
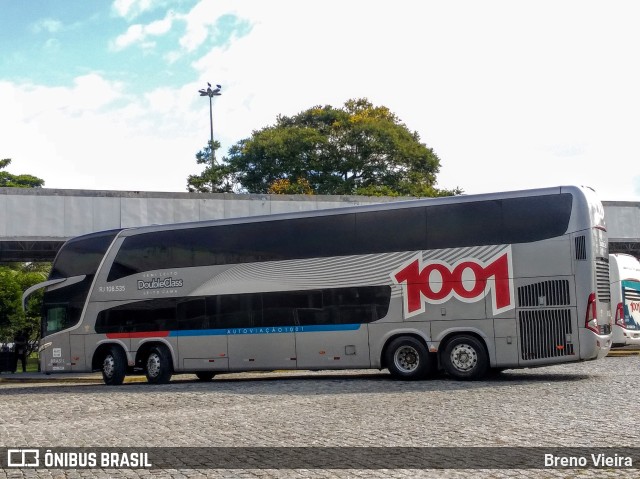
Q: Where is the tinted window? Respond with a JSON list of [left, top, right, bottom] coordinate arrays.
[[42, 305, 76, 337], [502, 194, 572, 243], [107, 194, 573, 281], [285, 214, 357, 257], [427, 200, 502, 249], [319, 286, 391, 325], [46, 229, 120, 337], [178, 298, 207, 330], [95, 299, 177, 334], [51, 230, 120, 279], [207, 294, 257, 329], [42, 277, 95, 337], [95, 286, 391, 333], [108, 215, 357, 281], [356, 208, 427, 253], [260, 290, 323, 327]]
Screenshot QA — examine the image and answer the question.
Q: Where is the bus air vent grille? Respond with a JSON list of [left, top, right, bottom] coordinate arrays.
[[595, 257, 610, 302], [517, 280, 570, 307], [575, 235, 587, 260], [519, 309, 574, 360], [624, 287, 640, 302]]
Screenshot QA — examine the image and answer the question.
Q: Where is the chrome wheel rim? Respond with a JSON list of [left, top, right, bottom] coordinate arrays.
[[450, 344, 477, 371], [147, 353, 161, 378], [394, 345, 419, 373], [103, 355, 115, 378]]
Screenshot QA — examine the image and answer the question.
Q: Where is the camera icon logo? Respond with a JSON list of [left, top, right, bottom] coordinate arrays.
[[7, 449, 40, 467]]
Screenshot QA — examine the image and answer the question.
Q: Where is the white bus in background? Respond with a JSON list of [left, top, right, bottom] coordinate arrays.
[[609, 253, 640, 347], [23, 185, 612, 385]]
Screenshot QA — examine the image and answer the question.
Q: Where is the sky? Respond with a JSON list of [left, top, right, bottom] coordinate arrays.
[[1, 0, 639, 201]]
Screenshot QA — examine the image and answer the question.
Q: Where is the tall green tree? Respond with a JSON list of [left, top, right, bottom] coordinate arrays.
[[225, 99, 461, 197], [0, 264, 49, 351], [186, 142, 233, 193], [0, 159, 45, 188], [0, 158, 46, 349]]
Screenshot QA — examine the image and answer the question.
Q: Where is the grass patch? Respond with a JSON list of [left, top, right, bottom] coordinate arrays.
[[26, 355, 39, 372]]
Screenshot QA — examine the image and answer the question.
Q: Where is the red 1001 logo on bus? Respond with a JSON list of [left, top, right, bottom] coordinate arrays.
[[391, 247, 515, 318]]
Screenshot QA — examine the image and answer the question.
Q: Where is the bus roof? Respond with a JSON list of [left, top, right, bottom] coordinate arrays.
[[112, 185, 594, 238]]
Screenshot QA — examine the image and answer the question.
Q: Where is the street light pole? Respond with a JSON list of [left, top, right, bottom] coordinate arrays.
[[198, 83, 222, 164]]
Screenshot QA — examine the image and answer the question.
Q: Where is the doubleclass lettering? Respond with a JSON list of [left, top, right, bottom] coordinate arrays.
[[137, 277, 184, 290]]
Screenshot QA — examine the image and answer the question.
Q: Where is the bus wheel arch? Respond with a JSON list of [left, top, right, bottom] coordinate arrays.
[[94, 344, 127, 386], [439, 333, 489, 380], [382, 334, 436, 380]]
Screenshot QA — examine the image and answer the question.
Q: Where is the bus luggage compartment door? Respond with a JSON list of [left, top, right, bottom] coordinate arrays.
[[295, 323, 371, 369], [227, 328, 297, 371], [178, 333, 229, 372]]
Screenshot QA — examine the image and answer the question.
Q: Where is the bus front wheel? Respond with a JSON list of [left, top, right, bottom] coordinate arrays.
[[441, 335, 488, 380], [145, 345, 173, 384], [385, 336, 434, 380], [102, 346, 127, 386]]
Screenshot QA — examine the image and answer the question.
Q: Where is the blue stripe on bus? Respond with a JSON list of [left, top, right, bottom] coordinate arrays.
[[169, 323, 362, 337]]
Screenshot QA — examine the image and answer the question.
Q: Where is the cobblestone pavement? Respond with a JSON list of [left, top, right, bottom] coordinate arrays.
[[1, 355, 639, 478]]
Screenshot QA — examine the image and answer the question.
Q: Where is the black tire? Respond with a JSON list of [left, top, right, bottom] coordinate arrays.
[[441, 335, 489, 380], [145, 345, 173, 384], [102, 346, 127, 386], [195, 372, 215, 382], [385, 336, 434, 380]]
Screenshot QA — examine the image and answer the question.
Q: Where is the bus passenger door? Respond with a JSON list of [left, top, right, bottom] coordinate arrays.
[[39, 304, 73, 373], [69, 333, 86, 371], [177, 298, 229, 372]]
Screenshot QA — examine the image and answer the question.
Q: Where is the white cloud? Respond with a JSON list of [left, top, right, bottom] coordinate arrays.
[[0, 75, 202, 192], [183, 0, 640, 201], [111, 12, 176, 50], [146, 16, 173, 35], [172, 1, 255, 53], [31, 18, 63, 34], [112, 0, 154, 20], [178, 0, 236, 52], [112, 23, 145, 50], [6, 0, 640, 201]]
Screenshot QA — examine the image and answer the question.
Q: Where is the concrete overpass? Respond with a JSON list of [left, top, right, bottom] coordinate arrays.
[[0, 188, 393, 262], [1, 187, 638, 262], [603, 201, 640, 258]]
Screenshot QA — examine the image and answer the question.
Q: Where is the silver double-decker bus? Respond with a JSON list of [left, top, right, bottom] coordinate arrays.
[[24, 185, 612, 385]]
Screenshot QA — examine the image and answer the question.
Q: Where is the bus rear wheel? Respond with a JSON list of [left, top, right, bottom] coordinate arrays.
[[441, 335, 488, 380], [102, 346, 127, 386], [385, 336, 434, 380], [145, 345, 173, 384]]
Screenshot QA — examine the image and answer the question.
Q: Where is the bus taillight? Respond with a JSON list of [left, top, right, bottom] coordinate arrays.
[[585, 293, 600, 333], [615, 302, 626, 328]]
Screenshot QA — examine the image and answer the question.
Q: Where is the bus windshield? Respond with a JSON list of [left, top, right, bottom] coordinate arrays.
[[41, 230, 120, 337]]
